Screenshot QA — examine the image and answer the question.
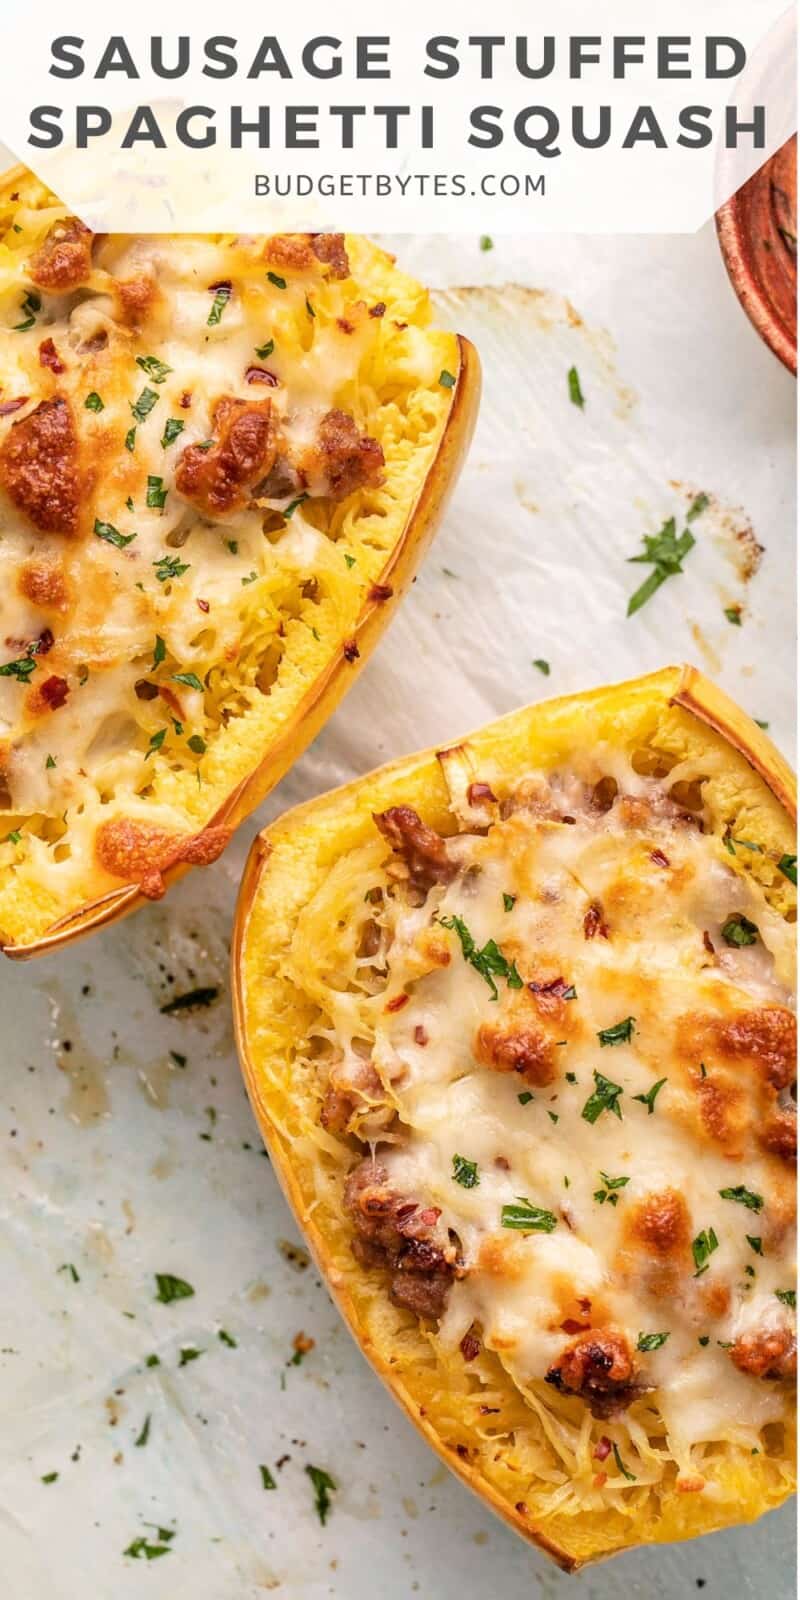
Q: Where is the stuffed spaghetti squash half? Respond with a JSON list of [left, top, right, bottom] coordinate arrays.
[[233, 666, 796, 1569], [0, 166, 478, 956]]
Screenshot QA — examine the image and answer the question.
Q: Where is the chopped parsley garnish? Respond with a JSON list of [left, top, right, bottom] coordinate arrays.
[[161, 417, 185, 448], [626, 515, 696, 617], [207, 283, 232, 324], [480, 234, 494, 251], [719, 1184, 764, 1213], [775, 1289, 796, 1308], [154, 555, 189, 583], [41, 1472, 59, 1484], [593, 1170, 630, 1206], [187, 734, 207, 755], [778, 853, 797, 886], [267, 271, 287, 290], [130, 386, 159, 423], [612, 1442, 635, 1481], [746, 1235, 763, 1255], [5, 830, 21, 845], [500, 1198, 557, 1233], [532, 658, 550, 675], [134, 1414, 151, 1448], [452, 1154, 480, 1188], [45, 754, 56, 770], [255, 338, 275, 360], [145, 728, 166, 759], [125, 426, 136, 451], [633, 1076, 667, 1115], [344, 553, 356, 569], [153, 635, 166, 668], [567, 366, 585, 408], [172, 671, 203, 692], [597, 1016, 635, 1047], [58, 1263, 79, 1283], [517, 1091, 534, 1105], [687, 492, 709, 520], [581, 1070, 624, 1124], [721, 913, 758, 948], [94, 518, 136, 548], [178, 1346, 203, 1367], [637, 1331, 670, 1352], [160, 987, 218, 1014], [0, 652, 38, 681], [439, 913, 523, 1001], [724, 605, 742, 626], [438, 369, 456, 388], [692, 1227, 719, 1277], [136, 355, 172, 384], [13, 289, 40, 331], [84, 391, 104, 412], [306, 1465, 336, 1524], [242, 571, 258, 585], [755, 718, 769, 730], [260, 1464, 277, 1490], [145, 1354, 160, 1367], [154, 1273, 194, 1304], [218, 1329, 237, 1348], [147, 475, 168, 509], [124, 1533, 173, 1561], [565, 1071, 577, 1084], [502, 893, 516, 912], [226, 539, 238, 554], [698, 1335, 710, 1347], [547, 1110, 559, 1124], [284, 494, 308, 519], [305, 296, 316, 319]]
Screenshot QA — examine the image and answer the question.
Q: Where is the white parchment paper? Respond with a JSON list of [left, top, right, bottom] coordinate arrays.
[[0, 225, 795, 1600]]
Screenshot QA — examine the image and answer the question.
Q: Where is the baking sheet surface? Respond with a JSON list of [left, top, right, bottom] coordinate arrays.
[[0, 227, 795, 1599]]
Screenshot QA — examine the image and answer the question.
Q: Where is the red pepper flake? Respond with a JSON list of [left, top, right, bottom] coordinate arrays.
[[515, 1502, 528, 1515], [702, 930, 715, 955], [460, 1332, 480, 1362], [37, 628, 54, 655], [39, 338, 65, 375], [413, 1025, 429, 1047], [650, 848, 670, 868], [337, 317, 355, 335], [419, 1207, 441, 1226], [369, 302, 386, 318], [583, 902, 609, 940], [593, 1472, 608, 1489], [368, 583, 393, 604], [385, 992, 409, 1013], [196, 599, 210, 613], [0, 396, 28, 416], [39, 674, 69, 709], [561, 1316, 591, 1334], [343, 639, 360, 663], [594, 1436, 612, 1461], [179, 391, 192, 409], [245, 366, 279, 386]]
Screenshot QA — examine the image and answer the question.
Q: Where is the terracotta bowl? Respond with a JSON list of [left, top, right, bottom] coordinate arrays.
[[716, 135, 797, 376]]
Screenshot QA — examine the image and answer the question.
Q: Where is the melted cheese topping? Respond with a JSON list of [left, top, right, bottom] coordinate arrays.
[[320, 764, 796, 1479], [0, 178, 455, 943]]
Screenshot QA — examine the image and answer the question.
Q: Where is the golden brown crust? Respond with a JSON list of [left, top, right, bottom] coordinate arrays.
[[263, 232, 350, 279], [474, 1018, 558, 1086], [625, 1189, 692, 1259], [28, 218, 92, 291], [175, 395, 276, 516], [731, 1326, 796, 1380], [0, 396, 80, 536], [18, 558, 71, 611], [95, 817, 231, 899]]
